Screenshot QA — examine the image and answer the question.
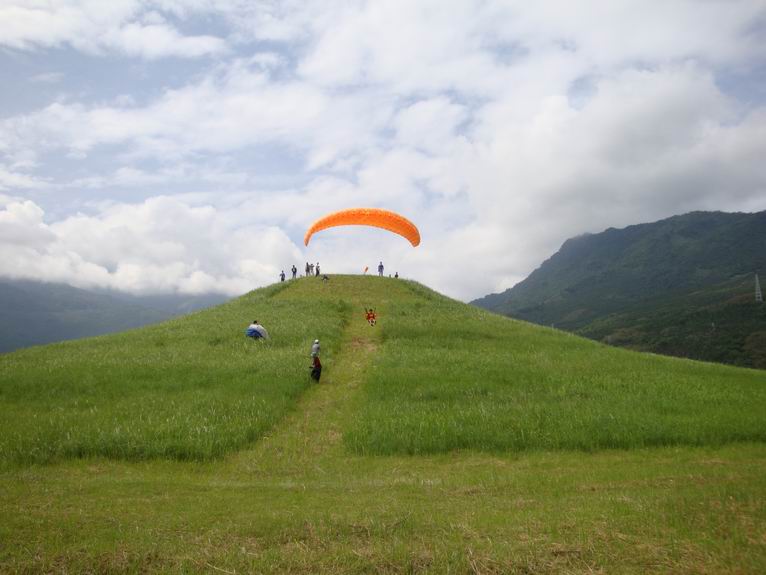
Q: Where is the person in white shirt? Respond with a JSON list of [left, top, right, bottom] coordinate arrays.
[[246, 320, 269, 340]]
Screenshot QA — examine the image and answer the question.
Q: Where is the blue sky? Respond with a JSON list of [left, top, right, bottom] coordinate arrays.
[[1, 0, 765, 300]]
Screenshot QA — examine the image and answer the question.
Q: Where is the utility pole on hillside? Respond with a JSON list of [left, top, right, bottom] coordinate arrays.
[[757, 273, 763, 303]]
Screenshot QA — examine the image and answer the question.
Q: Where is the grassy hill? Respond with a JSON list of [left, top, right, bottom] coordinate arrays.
[[473, 210, 766, 368], [1, 276, 765, 572], [0, 280, 348, 465]]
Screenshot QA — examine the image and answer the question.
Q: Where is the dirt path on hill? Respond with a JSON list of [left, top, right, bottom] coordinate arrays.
[[228, 315, 380, 475]]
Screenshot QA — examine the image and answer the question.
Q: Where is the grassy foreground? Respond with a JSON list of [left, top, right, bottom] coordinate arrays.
[[1, 276, 765, 572]]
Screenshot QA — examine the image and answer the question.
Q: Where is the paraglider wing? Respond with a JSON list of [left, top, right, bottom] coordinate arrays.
[[304, 208, 421, 247]]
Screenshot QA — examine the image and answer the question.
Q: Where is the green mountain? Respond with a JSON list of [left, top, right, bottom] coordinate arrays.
[[1, 275, 765, 572], [472, 210, 766, 368], [0, 279, 229, 353]]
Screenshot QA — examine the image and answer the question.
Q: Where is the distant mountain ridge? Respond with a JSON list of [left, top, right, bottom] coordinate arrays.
[[472, 210, 766, 368], [0, 280, 230, 353]]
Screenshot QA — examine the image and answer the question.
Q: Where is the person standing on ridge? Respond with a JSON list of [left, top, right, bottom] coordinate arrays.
[[378, 261, 384, 276], [305, 262, 310, 277], [291, 265, 297, 279], [315, 262, 320, 277], [280, 270, 285, 282]]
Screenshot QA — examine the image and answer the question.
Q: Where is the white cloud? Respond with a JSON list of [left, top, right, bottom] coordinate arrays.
[[444, 65, 766, 297], [0, 0, 226, 58], [0, 1, 765, 302], [0, 166, 48, 191], [67, 163, 252, 190], [492, 1, 766, 67], [0, 199, 55, 248], [394, 98, 468, 156], [29, 72, 65, 84], [103, 22, 227, 59], [0, 196, 303, 295], [0, 60, 397, 169]]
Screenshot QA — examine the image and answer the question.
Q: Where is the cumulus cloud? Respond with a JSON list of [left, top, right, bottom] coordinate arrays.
[[0, 196, 302, 295], [102, 22, 227, 59], [0, 198, 55, 248], [0, 62, 391, 167], [0, 166, 48, 191], [445, 66, 766, 297], [0, 0, 226, 58], [0, 1, 765, 300]]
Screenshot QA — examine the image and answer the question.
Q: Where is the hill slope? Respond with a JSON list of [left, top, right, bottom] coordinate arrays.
[[473, 210, 766, 367], [2, 275, 766, 573], [1, 275, 764, 466], [0, 279, 229, 353]]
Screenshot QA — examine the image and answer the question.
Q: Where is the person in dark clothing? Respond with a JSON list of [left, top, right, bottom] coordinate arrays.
[[291, 265, 297, 279], [280, 270, 286, 282], [315, 262, 320, 276], [310, 355, 322, 381], [378, 261, 384, 276]]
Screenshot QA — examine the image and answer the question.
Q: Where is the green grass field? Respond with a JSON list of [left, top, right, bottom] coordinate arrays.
[[346, 282, 766, 454], [0, 281, 349, 465], [1, 275, 765, 573]]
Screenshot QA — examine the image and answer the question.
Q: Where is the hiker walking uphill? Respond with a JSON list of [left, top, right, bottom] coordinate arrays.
[[310, 339, 322, 382]]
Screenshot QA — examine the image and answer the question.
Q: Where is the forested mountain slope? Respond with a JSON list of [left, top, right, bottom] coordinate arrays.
[[473, 211, 766, 368]]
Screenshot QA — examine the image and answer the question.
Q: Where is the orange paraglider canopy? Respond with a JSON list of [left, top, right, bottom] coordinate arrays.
[[304, 208, 421, 247]]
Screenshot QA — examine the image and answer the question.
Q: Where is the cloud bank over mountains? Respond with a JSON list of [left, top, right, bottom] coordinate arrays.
[[1, 1, 765, 299]]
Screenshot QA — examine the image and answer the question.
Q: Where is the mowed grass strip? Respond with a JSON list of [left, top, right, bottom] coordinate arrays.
[[0, 281, 349, 466], [2, 444, 766, 573], [345, 281, 766, 454]]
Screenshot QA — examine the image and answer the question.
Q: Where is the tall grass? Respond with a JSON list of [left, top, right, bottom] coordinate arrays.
[[0, 281, 348, 465], [3, 275, 765, 465], [345, 281, 766, 454]]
